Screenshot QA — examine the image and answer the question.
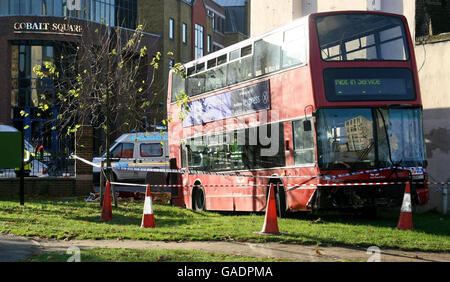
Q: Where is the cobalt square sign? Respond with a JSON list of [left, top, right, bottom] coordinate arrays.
[[13, 22, 83, 36]]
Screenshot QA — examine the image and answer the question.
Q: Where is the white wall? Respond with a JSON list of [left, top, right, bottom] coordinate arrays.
[[250, 0, 414, 38], [250, 0, 303, 37], [415, 41, 450, 212]]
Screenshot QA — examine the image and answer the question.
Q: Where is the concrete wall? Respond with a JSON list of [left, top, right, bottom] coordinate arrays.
[[415, 40, 450, 213], [0, 178, 83, 197], [249, 0, 303, 37], [249, 0, 415, 38]]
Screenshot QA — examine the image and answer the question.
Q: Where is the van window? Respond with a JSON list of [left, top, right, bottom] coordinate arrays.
[[111, 143, 134, 158], [140, 143, 163, 157]]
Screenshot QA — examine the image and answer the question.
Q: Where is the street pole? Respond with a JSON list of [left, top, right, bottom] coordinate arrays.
[[20, 130, 24, 206], [443, 184, 448, 215], [100, 161, 104, 207]]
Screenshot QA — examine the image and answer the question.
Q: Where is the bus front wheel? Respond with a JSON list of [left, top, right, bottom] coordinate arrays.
[[192, 186, 206, 211]]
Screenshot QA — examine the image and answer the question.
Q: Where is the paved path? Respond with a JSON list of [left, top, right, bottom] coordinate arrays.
[[1, 233, 450, 262], [0, 234, 41, 262]]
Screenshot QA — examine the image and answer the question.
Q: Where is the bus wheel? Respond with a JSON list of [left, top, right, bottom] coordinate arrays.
[[192, 186, 206, 211], [267, 181, 287, 218]]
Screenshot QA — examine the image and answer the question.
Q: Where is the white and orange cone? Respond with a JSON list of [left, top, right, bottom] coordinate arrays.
[[141, 184, 156, 228], [260, 183, 280, 234], [397, 181, 413, 230]]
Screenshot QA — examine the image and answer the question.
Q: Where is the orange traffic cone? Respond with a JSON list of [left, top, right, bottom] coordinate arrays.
[[101, 180, 113, 221], [260, 183, 280, 234], [141, 184, 156, 228], [397, 181, 413, 230]]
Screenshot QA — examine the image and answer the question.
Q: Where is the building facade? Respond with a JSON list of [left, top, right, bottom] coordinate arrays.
[[205, 0, 226, 51], [138, 0, 219, 70], [137, 0, 230, 122], [0, 0, 160, 155], [213, 0, 249, 46]]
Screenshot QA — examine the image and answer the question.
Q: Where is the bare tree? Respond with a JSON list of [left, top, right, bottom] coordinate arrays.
[[33, 21, 166, 180]]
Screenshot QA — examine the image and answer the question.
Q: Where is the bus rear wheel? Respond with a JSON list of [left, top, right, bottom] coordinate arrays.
[[192, 186, 206, 211]]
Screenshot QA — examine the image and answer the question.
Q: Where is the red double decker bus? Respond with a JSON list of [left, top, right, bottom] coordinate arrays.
[[167, 11, 428, 215]]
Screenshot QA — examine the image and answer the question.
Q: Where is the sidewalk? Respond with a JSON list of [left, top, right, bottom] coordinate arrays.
[[2, 233, 450, 262], [0, 234, 41, 262]]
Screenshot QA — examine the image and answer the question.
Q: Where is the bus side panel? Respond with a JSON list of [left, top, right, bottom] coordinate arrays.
[[188, 175, 235, 211], [183, 183, 191, 209], [205, 175, 234, 211], [207, 186, 234, 211], [233, 180, 266, 212], [287, 188, 315, 211], [275, 67, 316, 122]]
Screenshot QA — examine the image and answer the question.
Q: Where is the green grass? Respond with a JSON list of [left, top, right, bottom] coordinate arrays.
[[23, 248, 289, 262], [0, 197, 449, 252]]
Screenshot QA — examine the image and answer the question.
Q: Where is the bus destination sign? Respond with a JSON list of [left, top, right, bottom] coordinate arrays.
[[334, 78, 407, 96], [183, 81, 270, 127]]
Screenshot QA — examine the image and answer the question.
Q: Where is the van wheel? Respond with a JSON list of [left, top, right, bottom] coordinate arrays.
[[192, 186, 206, 211]]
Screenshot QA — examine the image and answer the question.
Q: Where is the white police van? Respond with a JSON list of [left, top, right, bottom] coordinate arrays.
[[92, 132, 169, 185]]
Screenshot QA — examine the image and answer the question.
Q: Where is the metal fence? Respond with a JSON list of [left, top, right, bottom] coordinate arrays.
[[0, 151, 74, 178]]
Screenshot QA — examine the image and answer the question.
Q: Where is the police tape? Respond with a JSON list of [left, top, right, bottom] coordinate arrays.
[[323, 166, 427, 180], [108, 181, 449, 189], [71, 154, 311, 179], [71, 155, 436, 183], [71, 155, 101, 168]]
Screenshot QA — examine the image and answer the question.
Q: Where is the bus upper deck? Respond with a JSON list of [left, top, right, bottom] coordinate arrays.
[[169, 11, 421, 110]]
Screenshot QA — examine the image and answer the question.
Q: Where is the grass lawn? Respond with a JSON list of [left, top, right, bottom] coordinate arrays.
[[0, 196, 449, 252], [23, 248, 289, 262]]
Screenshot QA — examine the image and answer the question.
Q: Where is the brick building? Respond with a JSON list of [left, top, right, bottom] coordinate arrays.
[[0, 0, 161, 156], [137, 0, 229, 118], [0, 0, 250, 158], [213, 0, 249, 46]]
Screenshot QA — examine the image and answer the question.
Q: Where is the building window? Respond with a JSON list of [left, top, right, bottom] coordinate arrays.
[[169, 18, 175, 40], [0, 0, 137, 29], [207, 35, 211, 53], [11, 44, 57, 151], [182, 23, 187, 44], [195, 24, 204, 59], [293, 118, 315, 165], [416, 0, 450, 37], [218, 17, 223, 33]]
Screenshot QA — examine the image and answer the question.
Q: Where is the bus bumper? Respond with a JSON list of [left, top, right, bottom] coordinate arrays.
[[313, 182, 428, 210]]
